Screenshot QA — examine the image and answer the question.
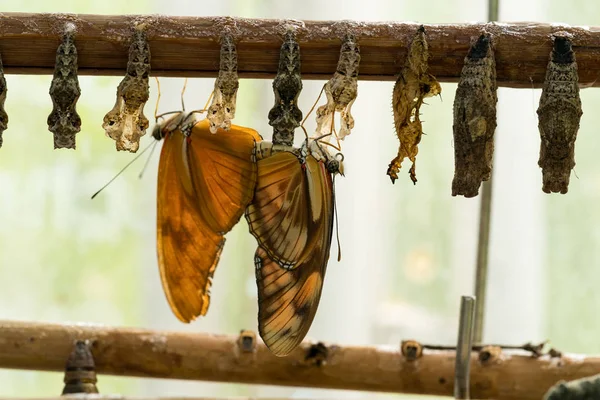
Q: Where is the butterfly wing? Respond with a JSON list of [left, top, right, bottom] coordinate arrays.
[[157, 118, 261, 322], [254, 156, 335, 356], [245, 150, 311, 268], [156, 129, 225, 322], [188, 118, 261, 233]]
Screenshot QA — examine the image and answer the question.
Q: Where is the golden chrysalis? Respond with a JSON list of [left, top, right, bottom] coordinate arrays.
[[387, 26, 441, 184]]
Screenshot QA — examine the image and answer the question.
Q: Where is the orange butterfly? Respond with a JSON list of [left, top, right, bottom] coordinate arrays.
[[246, 139, 343, 356], [154, 109, 261, 322]]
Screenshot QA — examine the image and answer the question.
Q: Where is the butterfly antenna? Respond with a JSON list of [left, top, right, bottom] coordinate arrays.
[[300, 124, 310, 141], [309, 132, 330, 156], [138, 139, 160, 179], [318, 139, 341, 152], [333, 176, 342, 262], [91, 139, 156, 200], [313, 131, 333, 142]]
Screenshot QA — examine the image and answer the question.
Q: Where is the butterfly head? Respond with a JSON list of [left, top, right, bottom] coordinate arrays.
[[326, 152, 345, 176], [151, 120, 166, 141]]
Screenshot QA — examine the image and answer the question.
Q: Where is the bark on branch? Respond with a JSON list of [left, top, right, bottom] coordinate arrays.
[[0, 13, 597, 87], [0, 320, 599, 399]]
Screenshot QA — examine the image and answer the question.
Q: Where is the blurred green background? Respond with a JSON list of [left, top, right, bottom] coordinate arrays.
[[1, 0, 600, 399]]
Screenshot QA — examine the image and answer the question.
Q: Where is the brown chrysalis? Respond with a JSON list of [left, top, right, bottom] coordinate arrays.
[[314, 33, 360, 145], [268, 29, 303, 147], [452, 33, 498, 198], [48, 23, 81, 150], [207, 34, 239, 134], [544, 373, 600, 400], [537, 34, 582, 194], [61, 340, 99, 394], [0, 52, 8, 148], [387, 26, 441, 184], [103, 25, 151, 153]]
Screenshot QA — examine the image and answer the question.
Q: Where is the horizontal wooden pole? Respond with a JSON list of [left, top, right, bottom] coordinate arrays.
[[13, 398, 326, 400], [0, 13, 598, 88], [0, 320, 598, 399]]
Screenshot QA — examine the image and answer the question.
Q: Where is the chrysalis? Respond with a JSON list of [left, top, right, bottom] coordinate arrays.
[[387, 26, 441, 184], [544, 373, 600, 400], [268, 29, 303, 147], [61, 340, 99, 394], [103, 25, 151, 153], [237, 329, 257, 353], [314, 33, 360, 144], [48, 23, 81, 150], [207, 34, 239, 133], [0, 52, 8, 148], [537, 34, 582, 194], [452, 33, 498, 198]]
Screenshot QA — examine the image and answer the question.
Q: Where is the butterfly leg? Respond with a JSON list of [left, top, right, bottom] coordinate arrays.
[[187, 90, 214, 118], [153, 78, 183, 121], [180, 77, 189, 111], [183, 90, 215, 132], [154, 77, 162, 121], [301, 83, 326, 140], [302, 84, 325, 127]]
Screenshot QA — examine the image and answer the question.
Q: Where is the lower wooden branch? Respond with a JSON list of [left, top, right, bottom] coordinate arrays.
[[0, 393, 318, 400], [0, 320, 598, 399]]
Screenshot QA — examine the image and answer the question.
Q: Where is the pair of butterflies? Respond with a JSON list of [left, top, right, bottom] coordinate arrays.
[[154, 109, 342, 357]]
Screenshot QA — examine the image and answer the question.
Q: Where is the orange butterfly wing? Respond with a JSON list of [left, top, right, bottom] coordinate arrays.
[[156, 117, 260, 323], [245, 151, 311, 267], [253, 156, 335, 356]]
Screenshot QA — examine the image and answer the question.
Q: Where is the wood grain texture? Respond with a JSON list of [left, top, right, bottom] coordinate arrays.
[[0, 13, 599, 87], [0, 320, 599, 399]]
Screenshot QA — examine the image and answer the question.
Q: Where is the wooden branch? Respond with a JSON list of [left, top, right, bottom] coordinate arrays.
[[0, 13, 598, 88], [0, 393, 332, 400], [0, 320, 598, 399]]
